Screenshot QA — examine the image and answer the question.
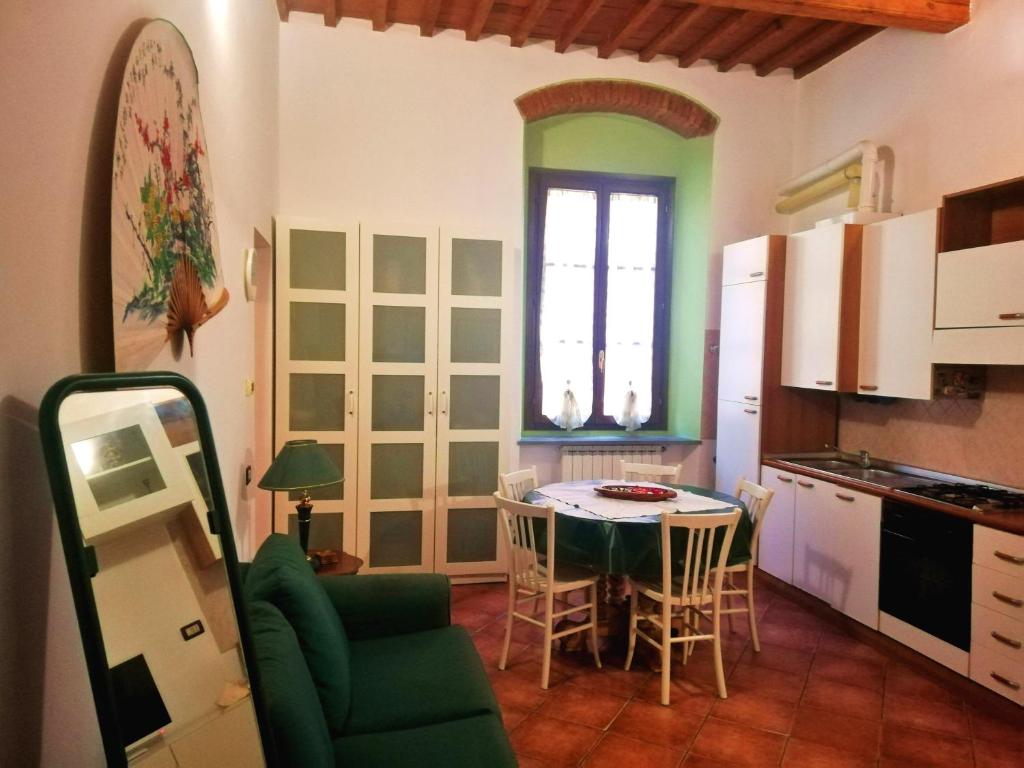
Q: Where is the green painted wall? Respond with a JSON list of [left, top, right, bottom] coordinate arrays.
[[523, 112, 714, 438]]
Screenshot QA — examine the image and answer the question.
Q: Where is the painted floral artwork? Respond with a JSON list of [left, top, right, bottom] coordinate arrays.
[[112, 20, 227, 371]]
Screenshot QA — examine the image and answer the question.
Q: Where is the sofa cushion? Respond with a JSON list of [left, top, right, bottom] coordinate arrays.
[[344, 625, 500, 737], [247, 600, 333, 768], [246, 534, 351, 733], [333, 713, 517, 768]]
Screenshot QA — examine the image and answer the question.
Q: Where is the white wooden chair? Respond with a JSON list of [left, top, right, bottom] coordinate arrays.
[[498, 466, 539, 502], [716, 478, 775, 652], [624, 507, 742, 704], [618, 460, 682, 484], [494, 492, 602, 689]]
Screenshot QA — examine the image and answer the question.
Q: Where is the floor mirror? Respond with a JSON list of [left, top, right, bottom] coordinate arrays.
[[39, 372, 271, 767]]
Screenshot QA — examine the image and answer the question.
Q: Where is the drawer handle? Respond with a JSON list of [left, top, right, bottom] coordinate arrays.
[[777, 475, 793, 483], [859, 385, 879, 392], [989, 672, 1022, 691], [744, 395, 759, 401], [998, 312, 1024, 320], [815, 380, 833, 387], [992, 590, 1024, 608], [836, 493, 855, 502], [991, 630, 1023, 650], [749, 271, 765, 278], [797, 480, 815, 488], [743, 408, 758, 414], [995, 550, 1024, 566]]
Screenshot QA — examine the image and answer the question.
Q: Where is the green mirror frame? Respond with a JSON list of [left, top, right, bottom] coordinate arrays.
[[39, 372, 274, 767]]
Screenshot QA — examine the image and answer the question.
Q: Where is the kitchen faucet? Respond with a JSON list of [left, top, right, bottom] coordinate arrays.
[[859, 450, 871, 469]]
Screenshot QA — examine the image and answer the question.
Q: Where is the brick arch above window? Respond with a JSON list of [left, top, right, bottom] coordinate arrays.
[[514, 79, 719, 139]]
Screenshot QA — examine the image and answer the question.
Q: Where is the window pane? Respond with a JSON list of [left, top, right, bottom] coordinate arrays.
[[539, 188, 596, 426], [603, 192, 658, 424]]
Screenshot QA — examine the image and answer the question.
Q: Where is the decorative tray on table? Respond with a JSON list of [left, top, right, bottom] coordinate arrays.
[[595, 484, 678, 502]]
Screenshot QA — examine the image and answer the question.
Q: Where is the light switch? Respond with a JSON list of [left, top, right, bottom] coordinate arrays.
[[244, 378, 256, 397]]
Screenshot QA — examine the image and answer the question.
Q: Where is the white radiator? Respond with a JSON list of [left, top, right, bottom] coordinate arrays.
[[560, 445, 664, 481]]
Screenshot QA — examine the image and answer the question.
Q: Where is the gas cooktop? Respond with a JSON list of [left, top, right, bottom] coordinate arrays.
[[901, 482, 1024, 513]]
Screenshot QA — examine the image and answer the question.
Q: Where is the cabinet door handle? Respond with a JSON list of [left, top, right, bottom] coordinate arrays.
[[835, 493, 856, 502], [990, 672, 1022, 691], [427, 391, 435, 416], [797, 480, 815, 488], [995, 550, 1024, 566], [992, 590, 1024, 608], [991, 630, 1023, 650], [347, 389, 356, 416], [859, 385, 879, 392], [777, 475, 793, 483], [998, 312, 1024, 320], [743, 408, 758, 414], [440, 390, 449, 416], [815, 380, 833, 387], [744, 395, 759, 401], [749, 271, 765, 278]]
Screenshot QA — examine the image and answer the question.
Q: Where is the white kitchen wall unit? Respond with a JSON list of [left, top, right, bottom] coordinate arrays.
[[274, 218, 510, 578], [780, 223, 863, 392], [858, 210, 937, 399], [721, 235, 770, 287], [970, 526, 1024, 704], [758, 465, 795, 584], [719, 279, 767, 406], [716, 399, 761, 497]]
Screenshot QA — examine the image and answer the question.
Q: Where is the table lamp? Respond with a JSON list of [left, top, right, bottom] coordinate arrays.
[[259, 439, 343, 568]]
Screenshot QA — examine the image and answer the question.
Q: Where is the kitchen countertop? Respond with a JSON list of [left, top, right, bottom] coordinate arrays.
[[763, 458, 1024, 536]]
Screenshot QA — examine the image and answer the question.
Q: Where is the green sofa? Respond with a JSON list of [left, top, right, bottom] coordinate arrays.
[[242, 535, 517, 767]]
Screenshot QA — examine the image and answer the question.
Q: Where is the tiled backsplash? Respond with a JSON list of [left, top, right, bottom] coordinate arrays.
[[839, 366, 1024, 488]]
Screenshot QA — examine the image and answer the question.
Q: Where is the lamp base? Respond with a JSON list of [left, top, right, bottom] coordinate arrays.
[[296, 495, 317, 570]]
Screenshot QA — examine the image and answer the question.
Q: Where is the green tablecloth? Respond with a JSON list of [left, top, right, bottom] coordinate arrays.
[[523, 482, 752, 580]]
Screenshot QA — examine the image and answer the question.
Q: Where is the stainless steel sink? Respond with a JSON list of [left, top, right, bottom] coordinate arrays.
[[789, 459, 861, 471], [829, 468, 931, 488]]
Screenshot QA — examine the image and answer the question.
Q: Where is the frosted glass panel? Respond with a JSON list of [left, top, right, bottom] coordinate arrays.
[[448, 442, 499, 497], [370, 443, 423, 499], [287, 512, 343, 550], [290, 302, 345, 361], [289, 374, 344, 431], [450, 308, 500, 363], [291, 229, 345, 290], [447, 508, 498, 563], [373, 306, 425, 363], [369, 510, 423, 567], [452, 238, 502, 297], [372, 375, 424, 431], [449, 376, 500, 430], [373, 235, 427, 295], [289, 444, 344, 501]]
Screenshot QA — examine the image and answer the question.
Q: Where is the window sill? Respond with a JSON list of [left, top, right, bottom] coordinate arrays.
[[517, 434, 701, 446]]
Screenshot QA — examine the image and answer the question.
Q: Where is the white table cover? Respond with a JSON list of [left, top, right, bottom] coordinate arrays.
[[530, 480, 736, 521]]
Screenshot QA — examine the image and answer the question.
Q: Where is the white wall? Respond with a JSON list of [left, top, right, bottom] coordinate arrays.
[[278, 15, 797, 484], [0, 1, 278, 765]]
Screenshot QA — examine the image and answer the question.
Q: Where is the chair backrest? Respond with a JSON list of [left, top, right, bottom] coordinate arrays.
[[660, 508, 742, 606], [494, 492, 555, 592], [619, 460, 681, 484], [499, 466, 539, 502], [733, 478, 775, 566]]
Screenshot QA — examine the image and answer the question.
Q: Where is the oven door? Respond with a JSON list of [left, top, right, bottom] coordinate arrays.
[[879, 500, 973, 651]]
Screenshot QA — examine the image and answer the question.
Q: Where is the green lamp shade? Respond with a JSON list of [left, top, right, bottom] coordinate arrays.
[[259, 440, 343, 492]]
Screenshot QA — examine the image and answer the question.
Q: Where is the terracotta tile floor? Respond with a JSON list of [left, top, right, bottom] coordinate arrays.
[[451, 576, 1024, 767]]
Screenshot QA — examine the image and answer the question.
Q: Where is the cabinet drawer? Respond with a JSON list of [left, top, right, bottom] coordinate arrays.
[[970, 643, 1024, 705], [972, 602, 1024, 664], [722, 235, 771, 286], [974, 525, 1024, 578], [936, 241, 1024, 329], [974, 565, 1024, 622]]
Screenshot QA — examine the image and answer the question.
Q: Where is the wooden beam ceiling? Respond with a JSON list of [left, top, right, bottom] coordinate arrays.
[[556, 0, 606, 53], [683, 0, 969, 33], [639, 5, 713, 63]]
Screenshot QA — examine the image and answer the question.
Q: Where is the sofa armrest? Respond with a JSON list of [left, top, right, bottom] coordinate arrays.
[[319, 573, 451, 641]]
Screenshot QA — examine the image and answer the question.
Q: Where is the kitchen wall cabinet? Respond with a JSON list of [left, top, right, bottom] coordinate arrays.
[[758, 465, 795, 584], [780, 223, 862, 392], [721, 235, 770, 287], [858, 210, 937, 400]]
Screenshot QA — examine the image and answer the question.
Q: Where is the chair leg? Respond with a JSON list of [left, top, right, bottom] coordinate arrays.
[[499, 580, 515, 671], [624, 588, 638, 671], [588, 583, 602, 669], [660, 599, 672, 706], [712, 598, 728, 699], [725, 574, 735, 633], [746, 564, 760, 653], [680, 607, 691, 665], [541, 589, 555, 690]]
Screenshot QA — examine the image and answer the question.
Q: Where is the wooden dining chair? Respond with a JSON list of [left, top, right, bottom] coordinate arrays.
[[618, 460, 682, 484], [716, 478, 775, 652], [624, 507, 742, 704], [498, 466, 539, 502], [494, 492, 602, 689]]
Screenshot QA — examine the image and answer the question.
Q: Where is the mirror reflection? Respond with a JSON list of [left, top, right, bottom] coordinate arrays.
[[58, 387, 265, 767]]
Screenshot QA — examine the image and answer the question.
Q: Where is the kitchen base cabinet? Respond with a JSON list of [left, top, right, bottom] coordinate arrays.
[[971, 525, 1024, 704], [758, 465, 795, 584], [715, 399, 761, 497], [792, 476, 829, 601]]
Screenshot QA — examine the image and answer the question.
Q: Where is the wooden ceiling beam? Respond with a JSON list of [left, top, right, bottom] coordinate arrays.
[[638, 4, 712, 63], [555, 0, 605, 53], [466, 0, 496, 41], [372, 0, 391, 31], [598, 0, 664, 59], [323, 0, 338, 27], [756, 20, 839, 75], [512, 0, 554, 47], [682, 0, 968, 34], [794, 24, 882, 77], [678, 10, 752, 68], [717, 15, 800, 71], [420, 0, 444, 37], [276, 0, 290, 22]]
